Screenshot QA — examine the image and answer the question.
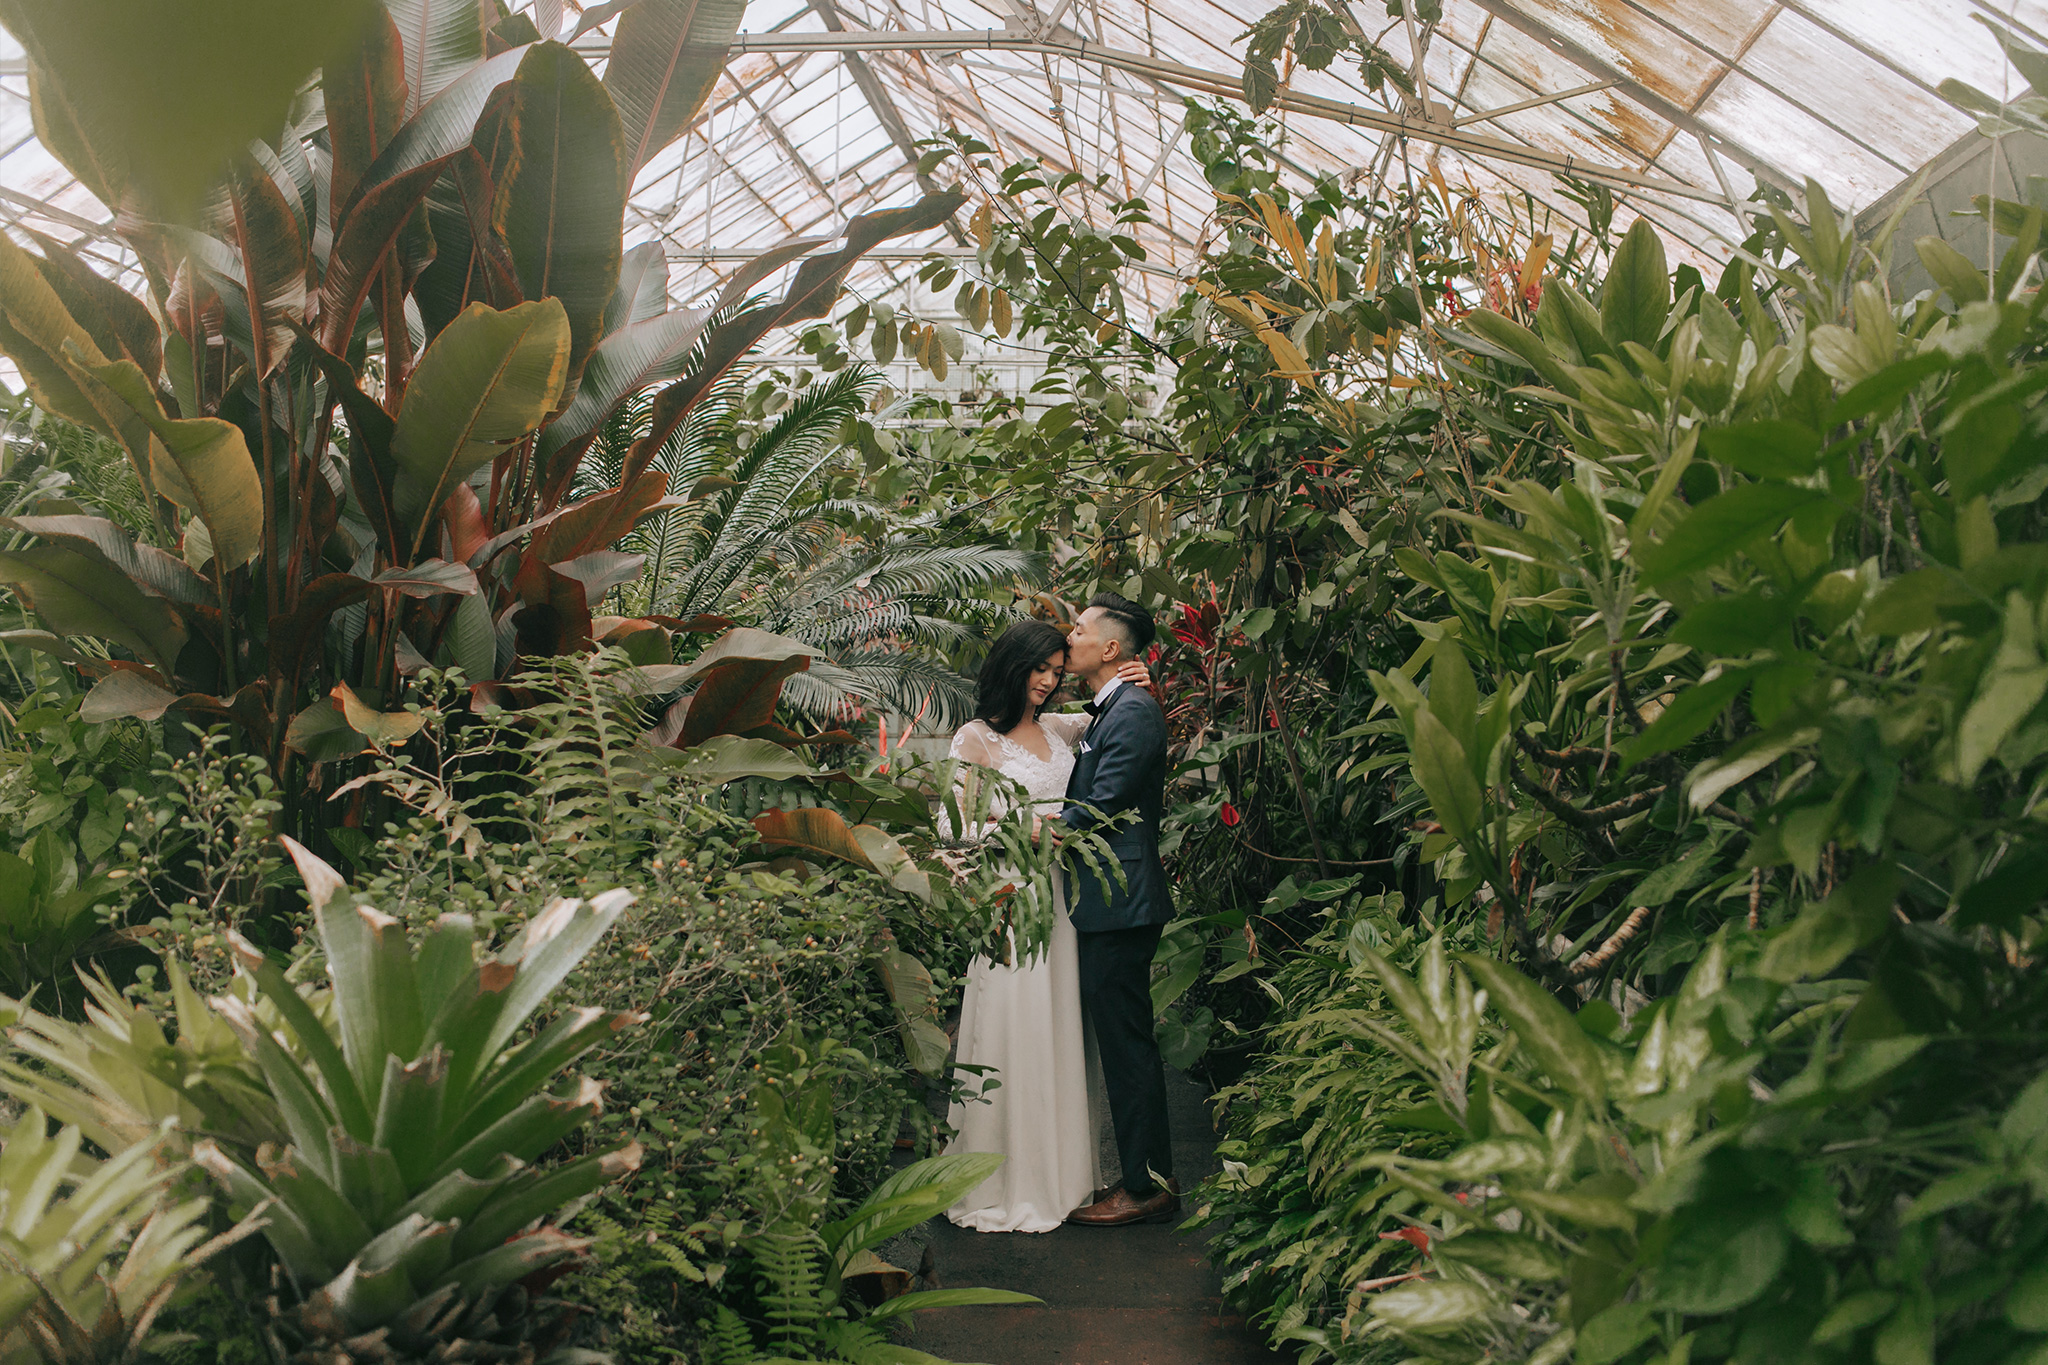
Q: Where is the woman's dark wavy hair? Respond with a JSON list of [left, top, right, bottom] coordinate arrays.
[[974, 619, 1069, 734]]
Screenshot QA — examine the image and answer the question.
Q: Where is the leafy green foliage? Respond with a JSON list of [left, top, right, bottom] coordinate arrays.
[[0, 1105, 259, 1365], [1191, 894, 1477, 1362]]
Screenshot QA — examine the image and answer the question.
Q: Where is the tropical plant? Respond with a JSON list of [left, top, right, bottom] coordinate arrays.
[[0, 0, 960, 809], [1243, 21, 2048, 1365], [700, 1031, 1037, 1365], [0, 1106, 259, 1365], [1189, 892, 1475, 1362], [180, 840, 646, 1362], [586, 364, 1032, 728]]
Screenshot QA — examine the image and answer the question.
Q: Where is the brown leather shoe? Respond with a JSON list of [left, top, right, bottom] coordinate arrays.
[[1066, 1181, 1181, 1227]]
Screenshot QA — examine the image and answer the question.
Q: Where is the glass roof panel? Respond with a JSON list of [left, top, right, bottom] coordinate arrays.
[[0, 0, 2039, 375]]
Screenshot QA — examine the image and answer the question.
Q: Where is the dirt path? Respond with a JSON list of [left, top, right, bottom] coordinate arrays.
[[898, 1069, 1285, 1365]]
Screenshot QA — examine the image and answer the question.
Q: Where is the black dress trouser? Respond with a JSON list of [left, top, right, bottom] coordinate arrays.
[[1076, 922, 1173, 1197]]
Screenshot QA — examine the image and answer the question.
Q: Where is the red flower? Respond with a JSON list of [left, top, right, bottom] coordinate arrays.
[[1379, 1227, 1431, 1254], [1219, 803, 1242, 827]]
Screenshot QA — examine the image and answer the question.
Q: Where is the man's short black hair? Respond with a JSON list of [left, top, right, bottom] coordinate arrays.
[[1087, 591, 1156, 655]]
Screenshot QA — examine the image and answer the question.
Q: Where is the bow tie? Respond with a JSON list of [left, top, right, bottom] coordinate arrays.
[[1083, 699, 1105, 716]]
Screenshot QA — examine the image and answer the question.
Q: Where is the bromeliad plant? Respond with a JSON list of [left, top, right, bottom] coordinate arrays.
[[0, 1107, 260, 1365], [0, 0, 960, 796], [191, 837, 645, 1362]]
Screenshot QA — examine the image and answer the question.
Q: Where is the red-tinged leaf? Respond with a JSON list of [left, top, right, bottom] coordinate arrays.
[[604, 0, 746, 178], [387, 0, 486, 120], [440, 483, 489, 563], [655, 613, 735, 634], [214, 156, 309, 375], [79, 667, 180, 722], [528, 471, 671, 563], [270, 573, 374, 683], [319, 149, 476, 353], [374, 559, 480, 597], [324, 8, 408, 233], [622, 192, 966, 485], [668, 654, 810, 748]]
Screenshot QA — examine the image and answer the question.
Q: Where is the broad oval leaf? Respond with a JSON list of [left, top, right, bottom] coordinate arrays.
[[1369, 1279, 1492, 1334], [1600, 217, 1669, 351], [79, 669, 180, 723], [495, 43, 626, 384], [604, 0, 747, 177], [82, 358, 264, 569], [1460, 953, 1609, 1104], [333, 682, 426, 751], [390, 299, 571, 556], [1635, 482, 1826, 582], [1646, 1204, 1788, 1314], [0, 544, 187, 673]]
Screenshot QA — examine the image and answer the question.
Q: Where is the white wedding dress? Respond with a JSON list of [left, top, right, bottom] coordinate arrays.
[[942, 714, 1103, 1233]]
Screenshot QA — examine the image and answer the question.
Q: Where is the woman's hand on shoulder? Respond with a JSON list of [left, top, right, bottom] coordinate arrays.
[[1114, 658, 1155, 690]]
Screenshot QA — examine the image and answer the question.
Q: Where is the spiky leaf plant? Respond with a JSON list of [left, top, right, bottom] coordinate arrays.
[[0, 963, 282, 1159], [192, 839, 644, 1364], [0, 1107, 257, 1365]]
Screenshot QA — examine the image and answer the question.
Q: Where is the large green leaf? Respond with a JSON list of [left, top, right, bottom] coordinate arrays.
[[320, 150, 476, 354], [1459, 308, 1578, 396], [2, 515, 208, 604], [0, 231, 120, 436], [532, 307, 709, 484], [1408, 709, 1483, 841], [324, 8, 408, 232], [1460, 954, 1608, 1104], [82, 357, 264, 569], [603, 0, 747, 177], [0, 544, 187, 673], [495, 43, 626, 385], [19, 229, 160, 379], [1635, 482, 1827, 582], [1757, 864, 1901, 983], [1600, 217, 1669, 351], [389, 299, 571, 556], [386, 0, 486, 119], [0, 0, 381, 217], [1646, 1204, 1788, 1315]]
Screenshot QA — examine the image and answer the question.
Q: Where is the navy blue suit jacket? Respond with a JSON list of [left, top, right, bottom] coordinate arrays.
[[1060, 682, 1173, 933]]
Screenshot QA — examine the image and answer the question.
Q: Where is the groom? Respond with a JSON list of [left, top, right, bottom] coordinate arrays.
[[1056, 592, 1178, 1227]]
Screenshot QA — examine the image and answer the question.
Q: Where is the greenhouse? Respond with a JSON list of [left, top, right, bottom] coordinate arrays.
[[0, 0, 2042, 1362]]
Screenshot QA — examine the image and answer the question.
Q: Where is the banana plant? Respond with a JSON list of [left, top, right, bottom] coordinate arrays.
[[0, 1106, 261, 1365], [186, 837, 644, 1357], [0, 0, 962, 804]]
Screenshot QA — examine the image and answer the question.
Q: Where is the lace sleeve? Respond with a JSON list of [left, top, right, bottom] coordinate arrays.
[[941, 723, 1009, 840], [1041, 710, 1092, 747], [949, 721, 999, 767]]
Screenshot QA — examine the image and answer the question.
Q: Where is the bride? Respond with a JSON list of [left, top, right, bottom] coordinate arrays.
[[941, 618, 1149, 1232]]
